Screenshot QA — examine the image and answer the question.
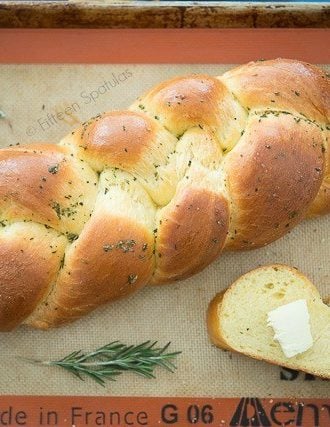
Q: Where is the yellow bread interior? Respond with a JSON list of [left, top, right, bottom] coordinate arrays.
[[207, 265, 330, 378]]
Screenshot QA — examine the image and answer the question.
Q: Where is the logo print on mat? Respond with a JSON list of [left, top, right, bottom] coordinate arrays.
[[230, 398, 271, 426], [230, 398, 330, 426]]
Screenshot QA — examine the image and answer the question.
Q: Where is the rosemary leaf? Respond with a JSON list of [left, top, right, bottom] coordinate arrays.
[[23, 341, 181, 387]]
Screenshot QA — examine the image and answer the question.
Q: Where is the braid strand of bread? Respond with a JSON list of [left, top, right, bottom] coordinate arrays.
[[0, 59, 329, 330]]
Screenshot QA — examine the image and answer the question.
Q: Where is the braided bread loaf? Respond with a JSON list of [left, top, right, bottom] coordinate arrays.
[[0, 59, 329, 330]]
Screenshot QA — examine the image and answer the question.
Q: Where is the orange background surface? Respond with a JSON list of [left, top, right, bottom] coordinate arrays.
[[0, 28, 329, 63]]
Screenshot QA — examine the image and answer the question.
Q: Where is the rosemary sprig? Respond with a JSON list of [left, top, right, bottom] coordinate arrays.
[[24, 341, 181, 387]]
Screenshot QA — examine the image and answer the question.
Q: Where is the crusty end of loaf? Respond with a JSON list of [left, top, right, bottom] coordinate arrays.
[[207, 264, 330, 379], [207, 291, 233, 351]]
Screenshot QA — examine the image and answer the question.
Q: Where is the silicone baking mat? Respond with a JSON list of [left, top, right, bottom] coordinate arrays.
[[0, 28, 329, 426]]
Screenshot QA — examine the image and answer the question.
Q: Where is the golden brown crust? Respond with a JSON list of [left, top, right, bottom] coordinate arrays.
[[152, 188, 229, 284], [62, 110, 178, 206], [224, 113, 324, 249], [0, 59, 329, 329], [207, 291, 233, 351], [133, 75, 226, 134], [222, 58, 329, 123], [307, 129, 330, 217], [27, 215, 154, 329], [130, 74, 247, 152], [0, 144, 98, 234], [74, 111, 157, 170], [0, 223, 66, 331]]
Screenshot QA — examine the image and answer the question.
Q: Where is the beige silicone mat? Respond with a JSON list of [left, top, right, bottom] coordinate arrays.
[[0, 64, 329, 397]]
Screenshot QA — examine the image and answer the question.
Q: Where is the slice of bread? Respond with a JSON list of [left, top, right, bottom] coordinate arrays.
[[207, 264, 330, 379]]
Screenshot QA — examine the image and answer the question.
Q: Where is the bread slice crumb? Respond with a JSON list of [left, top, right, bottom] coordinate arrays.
[[207, 264, 330, 379]]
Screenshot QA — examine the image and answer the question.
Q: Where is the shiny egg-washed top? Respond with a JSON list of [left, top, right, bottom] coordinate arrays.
[[0, 59, 329, 330]]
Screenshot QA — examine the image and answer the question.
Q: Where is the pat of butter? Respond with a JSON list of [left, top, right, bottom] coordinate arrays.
[[267, 299, 313, 358]]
